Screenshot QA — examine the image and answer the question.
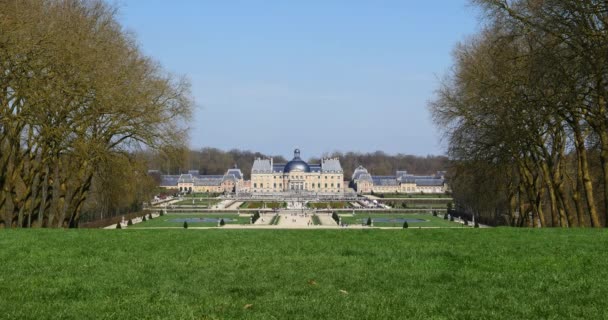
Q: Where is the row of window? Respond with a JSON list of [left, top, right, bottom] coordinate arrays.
[[252, 183, 342, 189], [257, 175, 343, 180], [252, 189, 343, 193]]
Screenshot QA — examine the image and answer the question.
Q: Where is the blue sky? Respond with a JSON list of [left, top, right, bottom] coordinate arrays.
[[118, 1, 479, 159]]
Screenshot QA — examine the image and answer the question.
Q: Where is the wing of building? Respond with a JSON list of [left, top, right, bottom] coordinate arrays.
[[351, 166, 447, 194], [159, 167, 244, 193]]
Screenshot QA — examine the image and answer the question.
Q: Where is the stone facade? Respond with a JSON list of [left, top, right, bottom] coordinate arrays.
[[250, 149, 344, 194]]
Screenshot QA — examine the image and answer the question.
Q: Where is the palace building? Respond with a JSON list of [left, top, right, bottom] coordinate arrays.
[[157, 148, 447, 196], [250, 149, 344, 195]]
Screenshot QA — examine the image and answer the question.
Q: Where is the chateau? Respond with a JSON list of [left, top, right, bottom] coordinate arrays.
[[250, 149, 343, 194], [158, 148, 447, 195]]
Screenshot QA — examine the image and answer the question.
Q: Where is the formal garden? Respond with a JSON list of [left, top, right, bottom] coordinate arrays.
[[338, 213, 463, 228], [129, 213, 249, 228]]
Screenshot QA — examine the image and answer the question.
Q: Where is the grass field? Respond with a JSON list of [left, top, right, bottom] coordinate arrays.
[[1, 229, 607, 319], [339, 213, 462, 227], [130, 214, 249, 228]]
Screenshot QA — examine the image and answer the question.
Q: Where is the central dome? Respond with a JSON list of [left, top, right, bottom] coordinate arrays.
[[284, 148, 310, 173]]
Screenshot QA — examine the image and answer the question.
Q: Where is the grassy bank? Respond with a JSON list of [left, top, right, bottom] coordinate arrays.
[[0, 229, 607, 319]]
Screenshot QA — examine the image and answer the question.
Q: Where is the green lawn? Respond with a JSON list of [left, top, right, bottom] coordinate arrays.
[[1, 229, 608, 319], [130, 214, 249, 228], [339, 213, 462, 227]]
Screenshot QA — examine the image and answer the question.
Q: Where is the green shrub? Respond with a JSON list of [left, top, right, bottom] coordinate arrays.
[[366, 217, 372, 226], [219, 218, 225, 226], [450, 215, 454, 222], [474, 221, 480, 228], [463, 218, 468, 226], [142, 216, 147, 222], [183, 221, 188, 229], [331, 212, 340, 224], [148, 213, 153, 220], [159, 211, 164, 216], [402, 221, 409, 229], [116, 223, 122, 229], [432, 211, 437, 217], [443, 213, 448, 220], [251, 211, 261, 224], [127, 219, 133, 226]]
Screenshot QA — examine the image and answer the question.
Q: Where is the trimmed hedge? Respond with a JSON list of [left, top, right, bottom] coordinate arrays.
[[331, 212, 340, 224], [251, 211, 261, 224]]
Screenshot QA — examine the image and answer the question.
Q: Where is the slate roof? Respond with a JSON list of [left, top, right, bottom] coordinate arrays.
[[321, 158, 342, 172], [415, 179, 445, 187], [352, 166, 370, 180], [160, 175, 180, 186], [252, 158, 272, 173], [372, 176, 399, 186], [226, 168, 243, 180]]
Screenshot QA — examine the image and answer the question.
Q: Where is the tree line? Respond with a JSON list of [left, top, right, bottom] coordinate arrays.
[[146, 148, 448, 180], [0, 0, 192, 228], [430, 0, 608, 227]]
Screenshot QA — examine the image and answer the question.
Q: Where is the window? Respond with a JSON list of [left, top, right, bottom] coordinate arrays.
[[331, 183, 334, 187], [325, 183, 327, 188], [318, 183, 321, 188], [338, 183, 341, 188], [280, 183, 282, 188], [254, 183, 257, 188], [261, 183, 263, 188], [274, 183, 276, 188]]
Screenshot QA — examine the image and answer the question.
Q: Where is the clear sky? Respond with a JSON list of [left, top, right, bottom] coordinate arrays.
[[118, 1, 479, 159]]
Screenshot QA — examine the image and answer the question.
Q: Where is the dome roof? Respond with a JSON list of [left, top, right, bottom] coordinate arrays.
[[284, 149, 310, 173]]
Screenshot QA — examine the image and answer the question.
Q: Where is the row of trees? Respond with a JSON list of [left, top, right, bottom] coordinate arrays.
[[146, 148, 448, 180], [430, 0, 608, 227], [0, 0, 192, 228]]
